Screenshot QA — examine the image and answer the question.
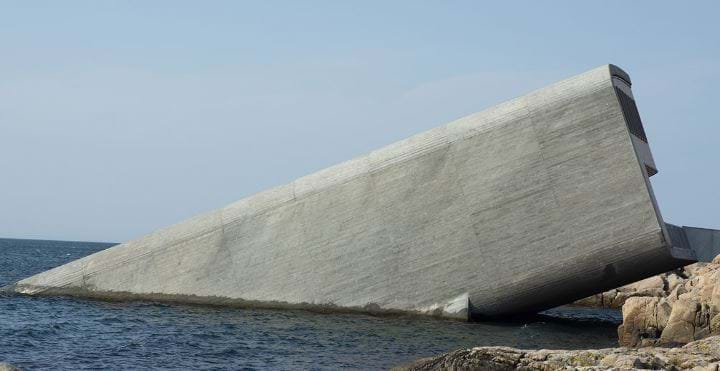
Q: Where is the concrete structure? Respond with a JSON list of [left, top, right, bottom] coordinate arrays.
[[8, 64, 718, 320]]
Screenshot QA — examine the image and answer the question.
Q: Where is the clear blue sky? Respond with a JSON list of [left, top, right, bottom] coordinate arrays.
[[1, 1, 718, 242]]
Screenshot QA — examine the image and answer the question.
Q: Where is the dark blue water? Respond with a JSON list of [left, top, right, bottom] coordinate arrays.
[[0, 238, 621, 370]]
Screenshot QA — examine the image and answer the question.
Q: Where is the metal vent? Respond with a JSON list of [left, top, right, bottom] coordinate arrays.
[[615, 87, 648, 142]]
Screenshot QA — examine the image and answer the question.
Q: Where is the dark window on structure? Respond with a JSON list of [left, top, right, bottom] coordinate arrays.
[[646, 166, 658, 177], [615, 87, 648, 142]]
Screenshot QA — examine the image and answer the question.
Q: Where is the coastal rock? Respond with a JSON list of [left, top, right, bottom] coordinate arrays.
[[394, 335, 720, 370], [0, 363, 20, 371], [618, 257, 720, 346], [575, 265, 699, 309]]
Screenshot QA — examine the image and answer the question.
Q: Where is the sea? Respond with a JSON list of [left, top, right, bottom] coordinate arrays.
[[0, 238, 622, 370]]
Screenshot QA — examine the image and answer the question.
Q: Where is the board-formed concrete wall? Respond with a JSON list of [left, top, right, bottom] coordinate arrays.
[[9, 65, 708, 319]]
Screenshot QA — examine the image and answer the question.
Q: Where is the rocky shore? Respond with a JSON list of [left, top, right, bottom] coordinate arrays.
[[394, 336, 720, 370], [574, 265, 702, 310], [618, 258, 720, 347], [397, 257, 720, 370]]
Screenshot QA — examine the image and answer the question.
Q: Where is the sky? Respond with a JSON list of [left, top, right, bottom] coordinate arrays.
[[1, 1, 718, 242]]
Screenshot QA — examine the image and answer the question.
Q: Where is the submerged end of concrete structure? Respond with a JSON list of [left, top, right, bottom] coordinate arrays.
[[4, 284, 473, 321]]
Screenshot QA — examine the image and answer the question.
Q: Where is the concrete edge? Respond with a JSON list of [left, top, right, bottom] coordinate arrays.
[[4, 284, 471, 321]]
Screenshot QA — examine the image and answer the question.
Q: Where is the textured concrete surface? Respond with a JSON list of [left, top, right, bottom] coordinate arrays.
[[8, 64, 710, 319]]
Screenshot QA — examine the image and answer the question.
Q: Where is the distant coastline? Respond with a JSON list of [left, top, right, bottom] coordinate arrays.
[[0, 237, 118, 247]]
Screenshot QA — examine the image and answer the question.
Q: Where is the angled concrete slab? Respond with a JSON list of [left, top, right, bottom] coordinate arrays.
[[8, 64, 718, 319]]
